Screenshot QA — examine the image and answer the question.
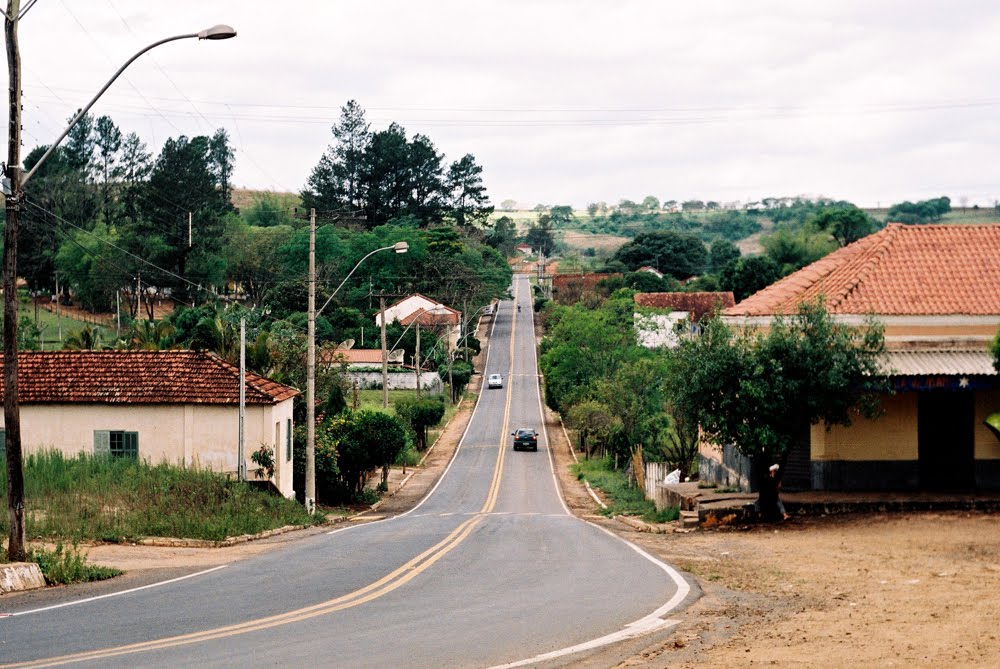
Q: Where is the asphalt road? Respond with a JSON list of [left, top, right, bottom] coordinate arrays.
[[0, 274, 689, 668]]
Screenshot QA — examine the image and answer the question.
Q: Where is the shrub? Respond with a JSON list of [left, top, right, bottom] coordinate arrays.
[[29, 542, 122, 585]]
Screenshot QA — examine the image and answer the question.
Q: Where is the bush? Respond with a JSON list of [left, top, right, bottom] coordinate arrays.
[[395, 396, 446, 450], [29, 542, 122, 585], [335, 410, 407, 500]]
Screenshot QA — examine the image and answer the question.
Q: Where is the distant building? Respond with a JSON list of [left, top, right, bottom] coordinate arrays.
[[633, 292, 736, 348]]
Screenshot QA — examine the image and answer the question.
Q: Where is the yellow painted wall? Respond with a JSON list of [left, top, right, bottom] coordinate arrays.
[[811, 392, 919, 461]]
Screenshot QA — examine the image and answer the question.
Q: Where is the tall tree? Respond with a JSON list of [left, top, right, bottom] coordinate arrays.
[[133, 134, 232, 299], [302, 100, 372, 215], [446, 154, 493, 227], [93, 115, 123, 226]]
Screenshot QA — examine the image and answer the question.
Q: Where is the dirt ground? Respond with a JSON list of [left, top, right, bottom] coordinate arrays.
[[37, 320, 1000, 668]]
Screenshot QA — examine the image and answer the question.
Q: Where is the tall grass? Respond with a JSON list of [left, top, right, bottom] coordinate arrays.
[[572, 456, 679, 523], [0, 451, 318, 542]]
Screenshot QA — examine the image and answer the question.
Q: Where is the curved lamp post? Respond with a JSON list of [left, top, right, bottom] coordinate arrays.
[[2, 16, 236, 561], [304, 223, 407, 514]]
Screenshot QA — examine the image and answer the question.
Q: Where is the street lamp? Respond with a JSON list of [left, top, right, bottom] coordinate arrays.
[[304, 211, 407, 515], [2, 16, 235, 561]]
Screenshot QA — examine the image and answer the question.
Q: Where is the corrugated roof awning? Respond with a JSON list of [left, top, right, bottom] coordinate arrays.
[[881, 350, 998, 377]]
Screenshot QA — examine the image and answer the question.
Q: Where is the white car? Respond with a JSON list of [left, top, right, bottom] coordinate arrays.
[[487, 374, 503, 389]]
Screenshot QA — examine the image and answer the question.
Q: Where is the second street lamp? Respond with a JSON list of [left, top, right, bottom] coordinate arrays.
[[303, 206, 407, 514], [2, 11, 236, 561]]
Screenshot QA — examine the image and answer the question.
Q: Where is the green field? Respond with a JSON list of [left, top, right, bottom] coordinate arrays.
[[19, 300, 114, 350]]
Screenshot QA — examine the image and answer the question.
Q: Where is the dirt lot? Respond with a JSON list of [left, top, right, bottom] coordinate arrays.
[[35, 324, 1000, 668], [544, 405, 1000, 668]]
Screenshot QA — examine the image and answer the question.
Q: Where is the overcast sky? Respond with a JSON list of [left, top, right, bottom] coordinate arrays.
[[12, 1, 1000, 209]]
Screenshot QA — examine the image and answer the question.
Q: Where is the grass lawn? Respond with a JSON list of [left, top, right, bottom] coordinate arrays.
[[19, 299, 114, 350], [1, 451, 320, 542], [571, 456, 678, 523]]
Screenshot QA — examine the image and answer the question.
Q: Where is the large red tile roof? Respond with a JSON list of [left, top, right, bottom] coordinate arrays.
[[0, 350, 299, 405], [724, 223, 1000, 316], [634, 292, 736, 322]]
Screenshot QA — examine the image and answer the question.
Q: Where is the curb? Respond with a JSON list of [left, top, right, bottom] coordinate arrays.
[[0, 562, 45, 594]]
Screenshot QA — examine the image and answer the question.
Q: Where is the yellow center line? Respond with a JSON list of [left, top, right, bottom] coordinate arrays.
[[3, 286, 524, 669]]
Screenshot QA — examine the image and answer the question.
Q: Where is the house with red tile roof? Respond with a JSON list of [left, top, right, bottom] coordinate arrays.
[[712, 223, 1000, 492], [375, 294, 462, 350], [551, 273, 622, 305], [0, 350, 299, 497], [634, 292, 736, 348]]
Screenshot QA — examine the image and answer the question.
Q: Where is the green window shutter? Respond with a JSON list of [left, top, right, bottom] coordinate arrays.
[[125, 432, 139, 459], [94, 430, 111, 457], [286, 419, 292, 462]]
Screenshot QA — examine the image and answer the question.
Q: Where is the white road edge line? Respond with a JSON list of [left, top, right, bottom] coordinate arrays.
[[487, 518, 692, 669], [6, 564, 230, 617], [328, 300, 502, 534]]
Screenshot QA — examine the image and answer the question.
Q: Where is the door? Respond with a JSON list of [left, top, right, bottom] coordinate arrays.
[[918, 391, 975, 489]]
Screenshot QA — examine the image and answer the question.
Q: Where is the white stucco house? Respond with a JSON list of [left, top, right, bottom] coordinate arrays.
[[0, 350, 299, 498], [375, 293, 462, 351]]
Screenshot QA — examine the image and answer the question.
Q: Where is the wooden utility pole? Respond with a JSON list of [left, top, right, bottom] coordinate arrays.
[[305, 208, 316, 514], [3, 0, 26, 562]]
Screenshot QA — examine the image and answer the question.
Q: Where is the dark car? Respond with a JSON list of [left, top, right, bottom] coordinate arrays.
[[511, 428, 539, 452]]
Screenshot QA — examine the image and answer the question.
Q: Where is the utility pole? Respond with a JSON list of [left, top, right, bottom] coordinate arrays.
[[188, 211, 192, 248], [3, 0, 26, 561], [380, 294, 388, 408], [414, 322, 421, 399], [305, 208, 316, 514], [238, 316, 246, 481]]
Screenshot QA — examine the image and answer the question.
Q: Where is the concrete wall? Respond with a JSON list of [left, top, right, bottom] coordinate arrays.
[[9, 400, 295, 498], [348, 371, 444, 393]]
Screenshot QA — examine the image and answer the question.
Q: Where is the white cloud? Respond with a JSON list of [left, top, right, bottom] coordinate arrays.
[[11, 1, 1000, 207]]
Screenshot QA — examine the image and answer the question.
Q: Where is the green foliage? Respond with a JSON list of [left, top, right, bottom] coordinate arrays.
[[719, 255, 783, 302], [1, 451, 317, 542], [448, 361, 473, 402], [301, 101, 491, 229], [709, 239, 741, 274], [887, 196, 951, 224], [666, 302, 886, 466], [992, 327, 1000, 374], [251, 444, 276, 481], [28, 542, 122, 585], [760, 226, 838, 275], [612, 231, 708, 279], [571, 457, 679, 523], [292, 422, 341, 505], [395, 396, 446, 450], [335, 410, 407, 499], [813, 207, 877, 246]]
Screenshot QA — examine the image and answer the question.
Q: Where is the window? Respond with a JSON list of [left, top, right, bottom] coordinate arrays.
[[94, 430, 138, 459], [286, 418, 292, 462]]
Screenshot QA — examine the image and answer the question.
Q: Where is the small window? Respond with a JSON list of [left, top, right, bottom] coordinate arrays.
[[286, 418, 292, 462], [95, 430, 138, 459]]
